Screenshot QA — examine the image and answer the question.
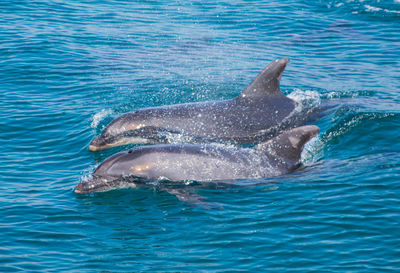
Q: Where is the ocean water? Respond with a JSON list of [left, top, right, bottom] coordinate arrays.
[[1, 0, 400, 271]]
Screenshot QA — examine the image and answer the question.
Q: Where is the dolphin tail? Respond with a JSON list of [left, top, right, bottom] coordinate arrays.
[[254, 125, 320, 162], [238, 57, 290, 100]]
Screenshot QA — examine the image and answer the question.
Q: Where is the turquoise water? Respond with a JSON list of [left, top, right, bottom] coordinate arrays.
[[1, 0, 400, 271]]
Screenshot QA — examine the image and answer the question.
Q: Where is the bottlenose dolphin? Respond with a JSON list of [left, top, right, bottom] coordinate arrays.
[[89, 58, 307, 151], [77, 125, 319, 195]]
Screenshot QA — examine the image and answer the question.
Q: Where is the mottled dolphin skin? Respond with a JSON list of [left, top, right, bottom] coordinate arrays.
[[76, 125, 319, 194], [89, 58, 299, 151]]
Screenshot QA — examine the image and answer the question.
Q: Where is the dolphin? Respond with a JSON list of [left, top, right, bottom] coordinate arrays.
[[77, 125, 319, 195], [89, 58, 309, 151]]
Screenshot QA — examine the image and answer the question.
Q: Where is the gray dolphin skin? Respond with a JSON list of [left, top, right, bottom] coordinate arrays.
[[89, 58, 302, 151], [76, 125, 319, 194]]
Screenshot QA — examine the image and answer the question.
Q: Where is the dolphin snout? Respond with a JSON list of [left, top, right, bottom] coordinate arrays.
[[89, 131, 153, 151], [75, 181, 90, 194], [280, 57, 290, 64], [89, 135, 111, 151], [75, 176, 112, 194], [75, 175, 136, 194]]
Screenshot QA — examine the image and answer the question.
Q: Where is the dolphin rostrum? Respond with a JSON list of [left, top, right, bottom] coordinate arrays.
[[77, 125, 319, 194], [89, 58, 308, 151]]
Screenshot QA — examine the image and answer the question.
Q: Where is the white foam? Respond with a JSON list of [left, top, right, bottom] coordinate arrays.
[[91, 109, 113, 128]]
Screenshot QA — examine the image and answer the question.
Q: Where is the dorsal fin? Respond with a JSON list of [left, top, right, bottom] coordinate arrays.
[[238, 58, 290, 100], [254, 125, 320, 162]]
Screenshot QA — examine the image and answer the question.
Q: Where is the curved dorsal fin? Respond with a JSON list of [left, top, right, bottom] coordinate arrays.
[[238, 58, 290, 100], [254, 125, 319, 162]]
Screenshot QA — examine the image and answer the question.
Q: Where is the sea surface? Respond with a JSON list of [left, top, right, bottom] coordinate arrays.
[[1, 0, 400, 272]]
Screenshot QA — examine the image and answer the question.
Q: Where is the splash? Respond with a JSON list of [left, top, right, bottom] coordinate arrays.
[[285, 88, 321, 128], [301, 135, 324, 165], [287, 89, 324, 165], [288, 89, 321, 110], [288, 89, 321, 105], [91, 109, 113, 128], [78, 164, 99, 191]]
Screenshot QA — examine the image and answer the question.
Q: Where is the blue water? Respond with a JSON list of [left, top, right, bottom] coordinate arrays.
[[1, 0, 400, 271]]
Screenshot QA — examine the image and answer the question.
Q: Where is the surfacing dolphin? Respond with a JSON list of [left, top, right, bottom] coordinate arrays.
[[76, 125, 319, 195], [89, 58, 309, 151]]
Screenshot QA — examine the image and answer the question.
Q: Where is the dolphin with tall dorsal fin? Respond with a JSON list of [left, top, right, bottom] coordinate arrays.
[[76, 125, 320, 195], [89, 58, 304, 151]]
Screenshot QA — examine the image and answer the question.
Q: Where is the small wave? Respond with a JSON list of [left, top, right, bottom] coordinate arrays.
[[365, 4, 400, 14], [320, 90, 374, 99], [383, 8, 400, 14], [322, 111, 398, 144], [321, 0, 400, 17], [91, 109, 113, 128], [365, 4, 382, 12]]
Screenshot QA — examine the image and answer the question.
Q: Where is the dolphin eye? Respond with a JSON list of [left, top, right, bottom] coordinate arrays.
[[127, 150, 133, 153]]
